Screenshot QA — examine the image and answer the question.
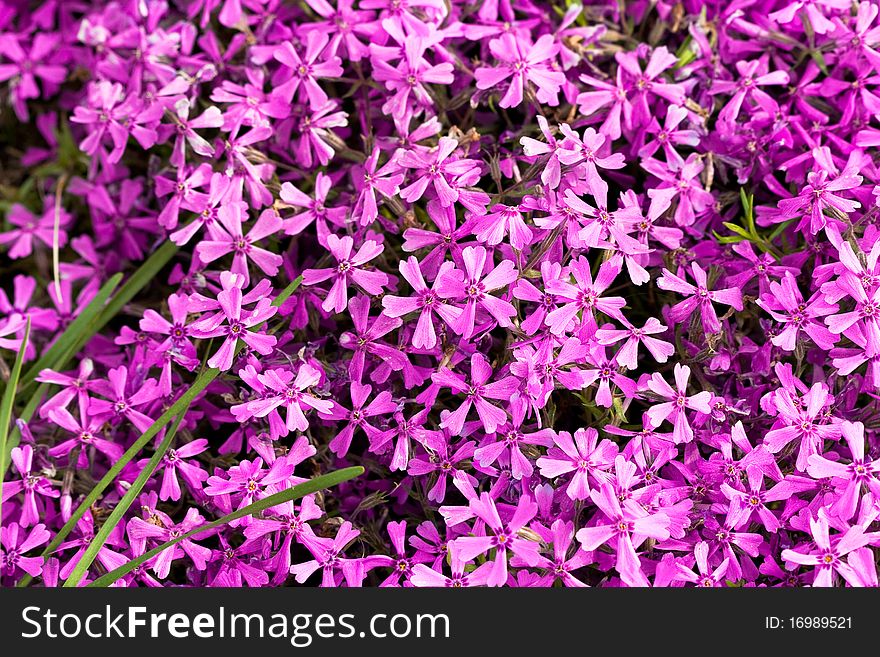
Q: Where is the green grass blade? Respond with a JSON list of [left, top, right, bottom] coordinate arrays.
[[0, 317, 31, 528], [767, 219, 794, 242], [19, 273, 122, 392], [740, 188, 756, 236], [273, 275, 304, 308], [87, 466, 364, 587], [62, 411, 186, 588], [722, 222, 752, 240]]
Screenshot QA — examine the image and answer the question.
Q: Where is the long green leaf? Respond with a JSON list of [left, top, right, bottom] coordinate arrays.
[[88, 466, 364, 587], [767, 219, 794, 242], [740, 188, 756, 236], [273, 275, 304, 308], [0, 317, 31, 528], [62, 411, 186, 587], [19, 274, 122, 394], [722, 222, 752, 240]]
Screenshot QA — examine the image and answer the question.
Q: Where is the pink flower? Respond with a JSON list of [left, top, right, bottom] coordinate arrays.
[[806, 421, 880, 521], [780, 511, 874, 587], [127, 507, 211, 578], [399, 136, 480, 207], [643, 154, 715, 226], [468, 203, 533, 250], [47, 399, 124, 468], [576, 482, 671, 587], [637, 105, 699, 168], [338, 295, 407, 383], [777, 147, 863, 235], [435, 245, 518, 339], [645, 363, 712, 443], [371, 36, 454, 120], [272, 31, 343, 109], [230, 365, 333, 435], [473, 404, 555, 480], [189, 275, 278, 371], [432, 353, 519, 436], [557, 125, 625, 198], [674, 541, 730, 587], [294, 100, 348, 168], [657, 262, 743, 334], [381, 257, 462, 349], [352, 147, 404, 226], [70, 81, 156, 163], [764, 382, 842, 472], [196, 207, 284, 286], [520, 115, 565, 188], [545, 257, 626, 335], [0, 34, 67, 120], [302, 234, 390, 314], [168, 99, 223, 168], [710, 59, 790, 123], [279, 172, 347, 237], [369, 409, 428, 472], [0, 523, 50, 579], [512, 260, 566, 335], [475, 33, 565, 108], [3, 446, 58, 527], [453, 493, 541, 586], [536, 427, 618, 500], [614, 46, 685, 123], [769, 0, 851, 35], [89, 366, 161, 433], [757, 272, 838, 351], [595, 317, 674, 369], [152, 440, 210, 502], [320, 381, 397, 457], [0, 203, 70, 260]]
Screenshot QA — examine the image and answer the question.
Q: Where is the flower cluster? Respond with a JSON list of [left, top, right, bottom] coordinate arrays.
[[3, 0, 880, 588]]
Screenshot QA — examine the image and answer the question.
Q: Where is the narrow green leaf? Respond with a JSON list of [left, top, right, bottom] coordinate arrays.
[[767, 219, 794, 242], [722, 222, 753, 240], [272, 275, 304, 309], [7, 241, 177, 473], [87, 467, 365, 587], [5, 277, 123, 476], [675, 35, 693, 60], [809, 50, 829, 76], [739, 188, 756, 236], [19, 273, 122, 391], [675, 37, 697, 69], [0, 317, 31, 528], [62, 411, 186, 588], [739, 187, 751, 215], [712, 230, 745, 244]]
